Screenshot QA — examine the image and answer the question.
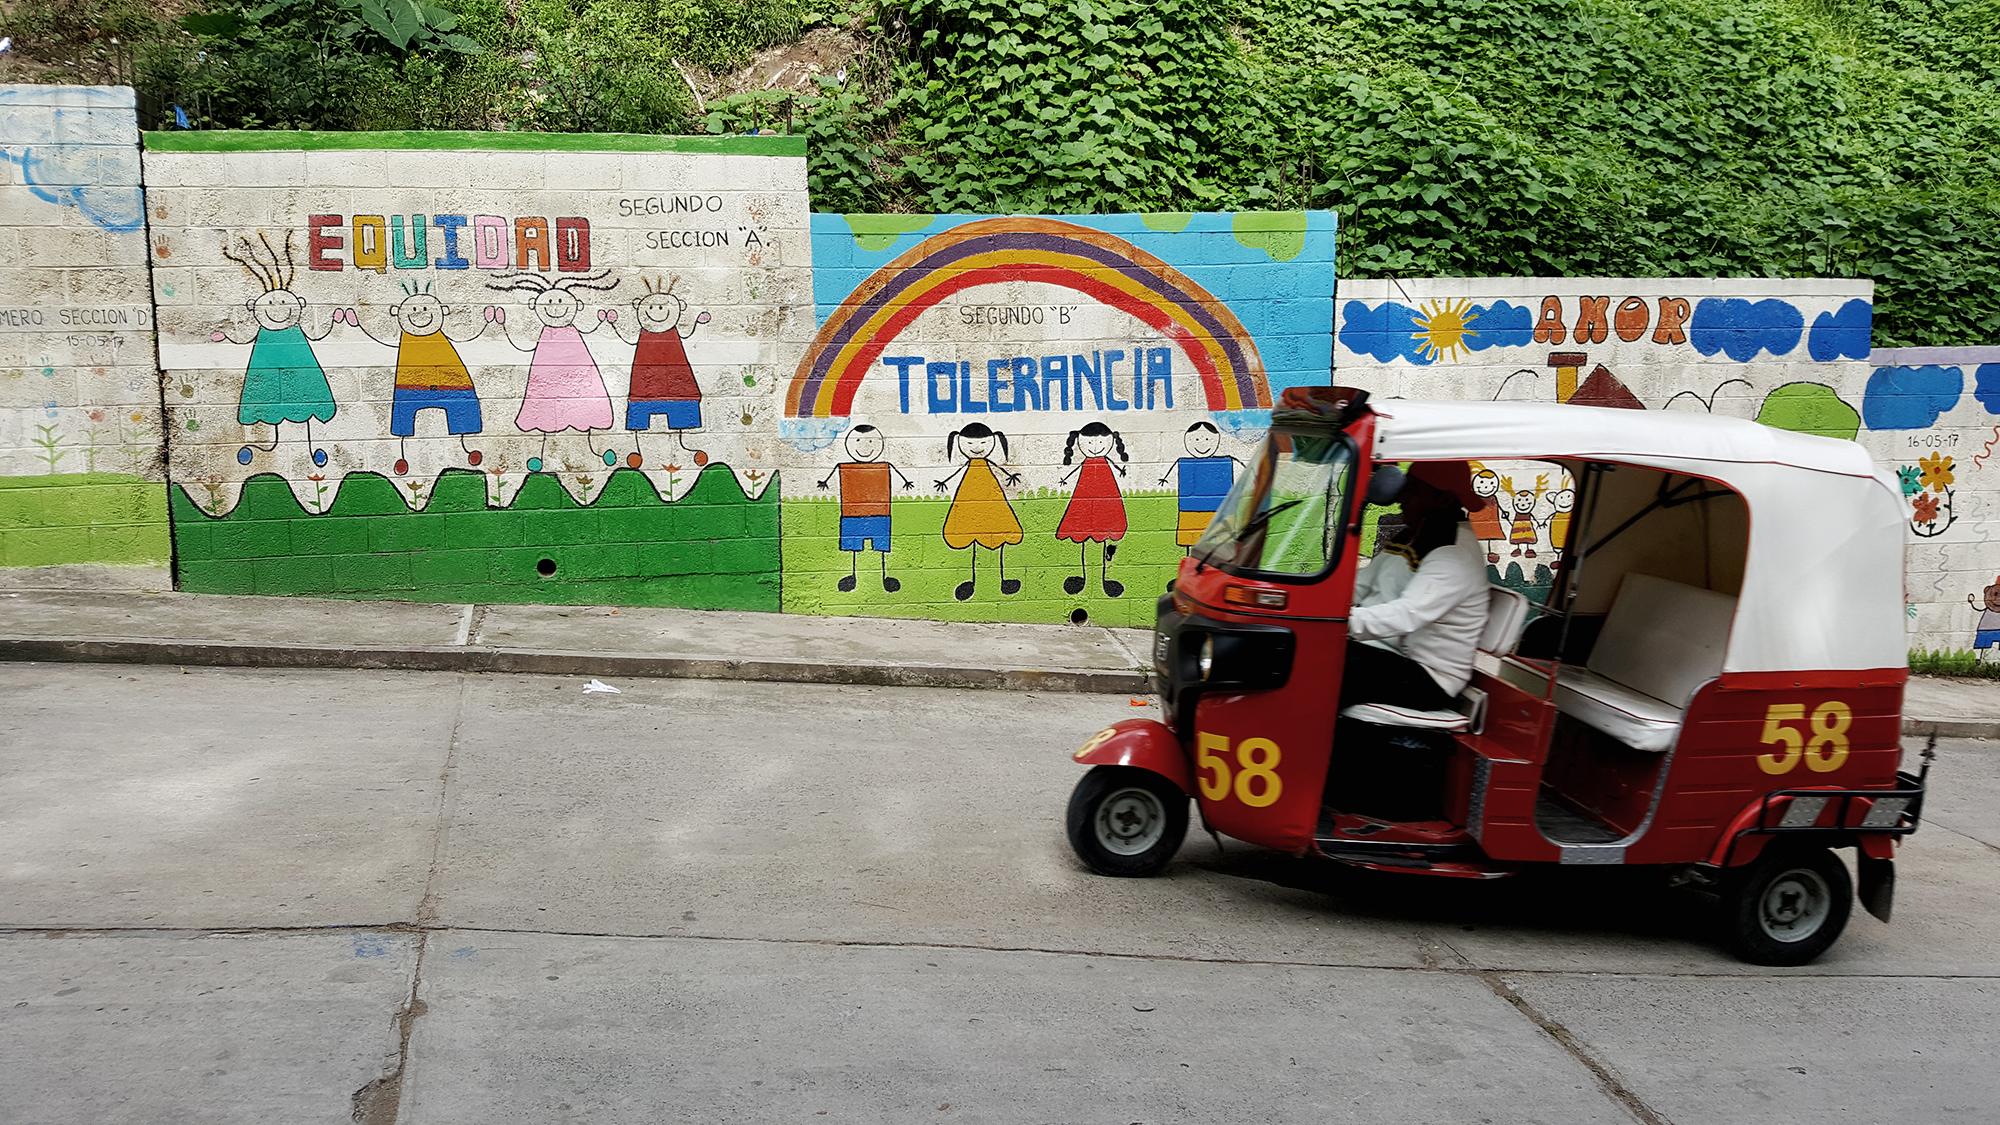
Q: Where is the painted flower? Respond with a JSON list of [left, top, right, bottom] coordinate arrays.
[[662, 463, 682, 474], [1896, 466, 1922, 496], [87, 408, 106, 423], [307, 473, 325, 483], [1912, 492, 1940, 524], [1919, 452, 1954, 492]]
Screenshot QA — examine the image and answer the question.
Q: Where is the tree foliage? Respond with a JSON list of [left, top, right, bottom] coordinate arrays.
[[20, 0, 1999, 344], [715, 0, 2000, 346]]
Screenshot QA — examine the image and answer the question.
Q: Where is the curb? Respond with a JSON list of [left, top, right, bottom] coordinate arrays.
[[3, 635, 1992, 736], [0, 636, 1155, 696], [1900, 717, 2000, 740]]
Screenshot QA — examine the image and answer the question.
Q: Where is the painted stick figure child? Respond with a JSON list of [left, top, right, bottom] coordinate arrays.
[[485, 270, 620, 473], [350, 281, 487, 475], [1158, 421, 1242, 555], [1547, 479, 1576, 551], [1503, 473, 1548, 559], [214, 232, 336, 468], [1057, 421, 1130, 597], [934, 422, 1023, 602], [1971, 578, 2000, 660], [599, 275, 712, 470], [1467, 463, 1506, 563], [816, 424, 914, 593]]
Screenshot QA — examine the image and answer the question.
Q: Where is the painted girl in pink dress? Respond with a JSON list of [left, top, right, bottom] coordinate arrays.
[[485, 270, 620, 472], [1056, 420, 1130, 598]]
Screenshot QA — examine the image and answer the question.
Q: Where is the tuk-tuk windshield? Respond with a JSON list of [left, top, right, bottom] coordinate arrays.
[[1193, 427, 1353, 578]]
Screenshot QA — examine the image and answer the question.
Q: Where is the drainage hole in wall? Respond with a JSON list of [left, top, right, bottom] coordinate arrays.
[[1069, 608, 1089, 626], [536, 558, 557, 577]]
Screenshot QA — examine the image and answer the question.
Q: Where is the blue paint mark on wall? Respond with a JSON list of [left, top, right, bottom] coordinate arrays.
[[1338, 301, 1423, 363], [0, 86, 145, 234], [353, 935, 392, 958], [1336, 300, 1535, 365], [1807, 298, 1873, 362], [0, 148, 145, 233], [1862, 364, 1963, 430], [1973, 364, 2000, 415], [1470, 301, 1537, 352], [1688, 298, 1805, 362]]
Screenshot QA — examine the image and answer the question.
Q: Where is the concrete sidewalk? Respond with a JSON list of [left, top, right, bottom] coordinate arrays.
[[0, 588, 1994, 735], [0, 589, 1155, 694]]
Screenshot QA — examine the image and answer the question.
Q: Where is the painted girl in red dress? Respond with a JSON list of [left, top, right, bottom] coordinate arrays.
[[1056, 421, 1130, 597]]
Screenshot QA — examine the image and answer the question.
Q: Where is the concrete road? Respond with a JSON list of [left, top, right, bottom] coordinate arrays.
[[2, 664, 1996, 1124]]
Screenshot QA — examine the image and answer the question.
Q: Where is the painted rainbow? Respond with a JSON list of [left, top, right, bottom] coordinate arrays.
[[786, 216, 1271, 418]]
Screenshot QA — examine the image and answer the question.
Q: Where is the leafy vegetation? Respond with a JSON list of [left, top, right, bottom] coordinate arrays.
[[9, 0, 1997, 345]]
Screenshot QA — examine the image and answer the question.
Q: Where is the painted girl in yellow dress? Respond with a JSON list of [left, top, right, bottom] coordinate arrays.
[[934, 422, 1024, 602]]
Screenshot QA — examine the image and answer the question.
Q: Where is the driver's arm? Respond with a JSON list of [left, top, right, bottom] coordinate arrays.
[[1349, 549, 1480, 641]]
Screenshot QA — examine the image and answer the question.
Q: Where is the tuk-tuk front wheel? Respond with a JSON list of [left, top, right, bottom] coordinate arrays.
[[1720, 844, 1853, 966], [1066, 766, 1188, 877]]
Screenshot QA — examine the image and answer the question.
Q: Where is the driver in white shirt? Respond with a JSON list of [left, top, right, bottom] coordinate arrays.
[[1340, 462, 1491, 713]]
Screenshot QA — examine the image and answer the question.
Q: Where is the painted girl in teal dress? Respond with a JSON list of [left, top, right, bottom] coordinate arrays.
[[215, 233, 339, 467]]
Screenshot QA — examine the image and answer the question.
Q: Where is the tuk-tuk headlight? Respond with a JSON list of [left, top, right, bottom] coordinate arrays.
[[1198, 635, 1214, 680]]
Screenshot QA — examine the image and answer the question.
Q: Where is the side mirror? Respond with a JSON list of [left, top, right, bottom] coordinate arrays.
[[1365, 465, 1406, 506]]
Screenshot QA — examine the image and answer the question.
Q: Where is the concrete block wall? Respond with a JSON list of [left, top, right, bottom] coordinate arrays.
[[1330, 279, 1998, 651], [5, 85, 1989, 650], [0, 85, 168, 585], [144, 131, 813, 609], [1859, 346, 2000, 659], [779, 211, 1336, 626]]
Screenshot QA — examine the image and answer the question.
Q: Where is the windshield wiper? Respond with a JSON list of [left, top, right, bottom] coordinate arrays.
[[1236, 498, 1306, 540]]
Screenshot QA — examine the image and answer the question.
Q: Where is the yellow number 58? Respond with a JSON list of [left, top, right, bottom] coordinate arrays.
[[1195, 732, 1284, 807], [1758, 701, 1852, 775]]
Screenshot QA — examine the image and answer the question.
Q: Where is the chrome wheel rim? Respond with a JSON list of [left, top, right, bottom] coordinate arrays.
[[1095, 787, 1166, 856], [1758, 867, 1832, 943]]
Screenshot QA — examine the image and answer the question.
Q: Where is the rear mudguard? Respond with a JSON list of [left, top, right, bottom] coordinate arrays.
[[1709, 793, 1902, 868], [1710, 793, 1899, 922], [1858, 853, 1896, 922], [1072, 718, 1192, 795]]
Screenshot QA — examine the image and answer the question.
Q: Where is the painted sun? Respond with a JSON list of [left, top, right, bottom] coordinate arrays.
[[1412, 297, 1482, 363]]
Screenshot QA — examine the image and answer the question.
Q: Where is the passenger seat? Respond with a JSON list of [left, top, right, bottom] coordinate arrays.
[[1552, 574, 1735, 752]]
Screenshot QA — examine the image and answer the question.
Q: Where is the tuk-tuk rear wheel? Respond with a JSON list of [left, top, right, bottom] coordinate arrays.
[[1066, 766, 1188, 878], [1720, 844, 1853, 966]]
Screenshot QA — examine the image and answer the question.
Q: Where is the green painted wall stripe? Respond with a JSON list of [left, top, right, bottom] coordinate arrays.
[[142, 130, 806, 156]]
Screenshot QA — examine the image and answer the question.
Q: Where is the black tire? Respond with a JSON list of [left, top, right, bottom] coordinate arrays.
[[1065, 766, 1189, 877], [1720, 844, 1853, 966]]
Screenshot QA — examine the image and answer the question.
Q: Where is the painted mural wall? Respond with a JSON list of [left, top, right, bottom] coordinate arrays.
[[1331, 279, 2000, 654], [780, 211, 1335, 626], [1859, 346, 2000, 660], [0, 85, 169, 585], [144, 131, 811, 609]]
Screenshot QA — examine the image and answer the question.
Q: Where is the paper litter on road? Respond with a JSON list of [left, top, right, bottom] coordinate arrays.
[[582, 679, 622, 694]]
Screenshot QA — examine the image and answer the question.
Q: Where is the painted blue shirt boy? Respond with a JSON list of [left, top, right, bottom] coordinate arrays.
[[1159, 421, 1241, 551]]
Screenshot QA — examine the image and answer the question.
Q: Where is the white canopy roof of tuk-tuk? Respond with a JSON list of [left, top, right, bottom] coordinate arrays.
[[1367, 400, 1908, 674]]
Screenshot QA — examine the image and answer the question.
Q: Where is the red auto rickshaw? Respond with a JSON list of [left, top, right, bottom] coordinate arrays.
[[1066, 388, 1932, 965]]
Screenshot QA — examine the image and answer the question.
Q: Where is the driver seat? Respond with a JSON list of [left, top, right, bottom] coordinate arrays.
[[1340, 585, 1531, 734]]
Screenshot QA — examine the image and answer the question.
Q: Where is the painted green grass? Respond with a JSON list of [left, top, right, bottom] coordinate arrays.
[[1909, 648, 2000, 680], [172, 467, 778, 610], [782, 491, 1189, 627], [0, 473, 170, 567], [783, 491, 1563, 627]]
